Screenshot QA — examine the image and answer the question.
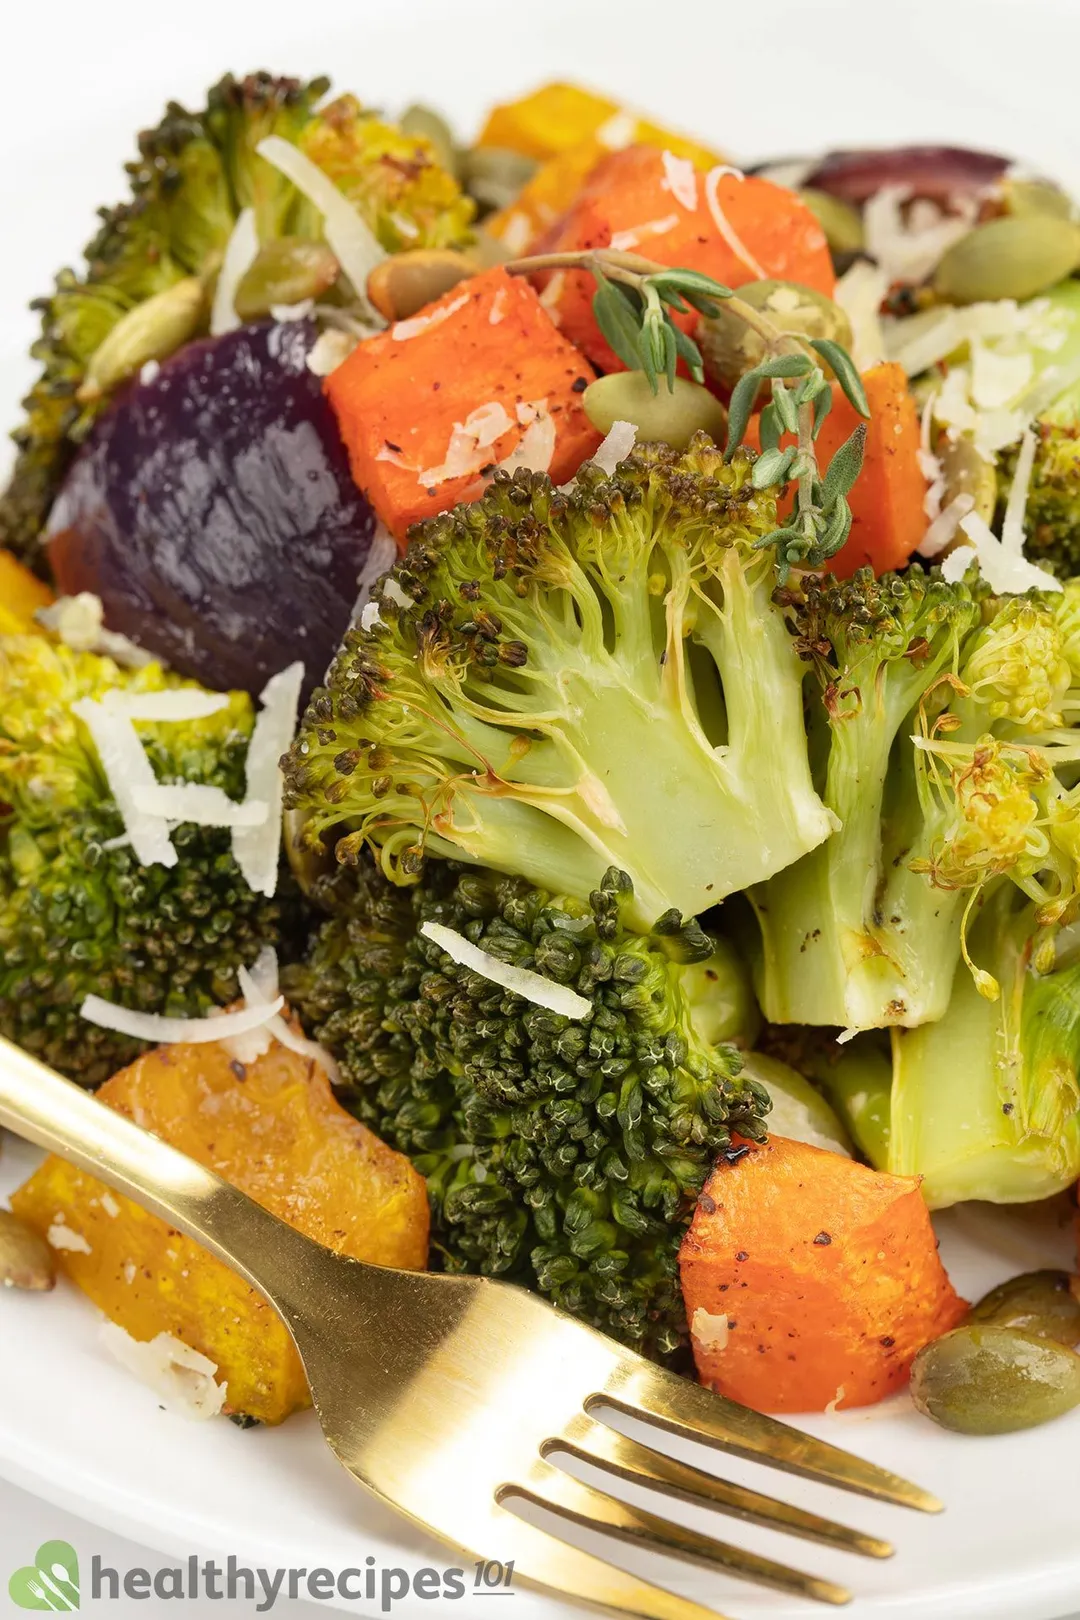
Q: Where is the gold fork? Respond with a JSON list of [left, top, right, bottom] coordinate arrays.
[[0, 1035, 941, 1620]]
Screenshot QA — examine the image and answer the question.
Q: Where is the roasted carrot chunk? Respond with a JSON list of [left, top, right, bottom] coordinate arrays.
[[11, 1023, 429, 1424], [324, 267, 601, 541], [535, 146, 835, 372], [745, 362, 928, 579], [679, 1135, 967, 1413]]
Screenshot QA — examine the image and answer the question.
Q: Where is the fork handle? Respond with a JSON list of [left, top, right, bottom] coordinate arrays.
[[0, 1034, 331, 1310]]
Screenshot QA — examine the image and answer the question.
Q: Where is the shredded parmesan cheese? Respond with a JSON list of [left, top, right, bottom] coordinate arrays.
[[596, 111, 637, 150], [392, 292, 470, 343], [101, 689, 229, 723], [270, 299, 315, 323], [661, 150, 698, 211], [864, 187, 976, 286], [941, 543, 978, 583], [47, 1222, 91, 1255], [489, 287, 508, 325], [834, 261, 888, 372], [100, 1323, 227, 1421], [691, 1308, 730, 1352], [349, 524, 398, 627], [232, 661, 305, 898], [256, 136, 386, 324], [918, 492, 976, 559], [420, 922, 592, 1019], [72, 699, 178, 869], [1001, 426, 1039, 554], [824, 1384, 847, 1415], [36, 594, 153, 667], [498, 400, 556, 476], [80, 993, 284, 1045], [210, 207, 259, 337], [131, 783, 268, 829], [704, 166, 765, 278], [305, 328, 357, 377], [957, 510, 1062, 594], [591, 420, 638, 476], [610, 215, 679, 252]]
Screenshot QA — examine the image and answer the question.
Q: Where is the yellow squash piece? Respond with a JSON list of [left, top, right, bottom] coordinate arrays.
[[0, 551, 53, 634], [480, 85, 724, 253], [11, 1021, 429, 1424]]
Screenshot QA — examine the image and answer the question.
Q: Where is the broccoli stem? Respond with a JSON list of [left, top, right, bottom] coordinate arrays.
[[890, 893, 1080, 1207]]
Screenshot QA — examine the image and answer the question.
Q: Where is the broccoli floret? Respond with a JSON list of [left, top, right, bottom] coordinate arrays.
[[749, 569, 1080, 1029], [0, 635, 292, 1084], [284, 443, 836, 931], [816, 889, 1080, 1207], [0, 72, 475, 565], [283, 860, 769, 1361]]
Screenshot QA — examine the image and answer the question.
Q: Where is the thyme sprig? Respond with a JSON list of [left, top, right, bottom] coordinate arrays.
[[505, 248, 871, 578]]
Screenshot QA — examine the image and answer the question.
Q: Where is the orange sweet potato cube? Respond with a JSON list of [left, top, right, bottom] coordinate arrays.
[[680, 1135, 967, 1414], [11, 1021, 429, 1424], [536, 145, 835, 373], [324, 267, 601, 541]]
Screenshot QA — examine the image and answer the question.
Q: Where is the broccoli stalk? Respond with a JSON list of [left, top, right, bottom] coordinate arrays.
[[0, 635, 293, 1083], [285, 442, 836, 930], [751, 573, 1080, 1029], [833, 889, 1080, 1207], [285, 859, 769, 1362]]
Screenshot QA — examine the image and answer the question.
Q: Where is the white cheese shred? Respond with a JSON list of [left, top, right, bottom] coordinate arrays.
[[691, 1307, 730, 1352], [99, 1323, 226, 1421], [101, 689, 230, 723], [1001, 426, 1039, 554], [957, 510, 1061, 595], [918, 492, 976, 559], [232, 662, 305, 898], [256, 136, 386, 323], [80, 993, 284, 1045], [210, 207, 259, 337], [591, 421, 638, 476], [420, 922, 592, 1020], [72, 699, 178, 869], [704, 166, 766, 278], [131, 783, 268, 829], [661, 150, 699, 212], [229, 949, 340, 1080], [350, 525, 399, 627]]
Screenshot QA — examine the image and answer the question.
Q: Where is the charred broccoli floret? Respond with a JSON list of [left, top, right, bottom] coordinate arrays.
[[750, 568, 1080, 1029], [1, 71, 475, 564], [0, 635, 291, 1083], [284, 860, 769, 1361], [283, 442, 836, 931]]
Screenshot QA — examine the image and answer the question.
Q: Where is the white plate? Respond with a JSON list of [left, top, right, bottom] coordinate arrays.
[[5, 3, 1080, 1615]]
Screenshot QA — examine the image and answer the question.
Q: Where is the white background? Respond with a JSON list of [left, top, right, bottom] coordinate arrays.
[[6, 0, 1080, 1615]]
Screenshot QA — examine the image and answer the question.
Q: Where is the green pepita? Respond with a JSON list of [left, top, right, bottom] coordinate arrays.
[[400, 104, 461, 179], [366, 249, 477, 323], [284, 807, 335, 898], [939, 434, 998, 525], [233, 238, 341, 323], [78, 277, 206, 402], [911, 1324, 1080, 1434], [799, 189, 866, 257], [1003, 177, 1076, 223], [0, 1208, 55, 1292], [699, 280, 853, 390], [583, 372, 727, 451], [969, 1269, 1080, 1346], [933, 214, 1080, 305], [462, 146, 539, 214]]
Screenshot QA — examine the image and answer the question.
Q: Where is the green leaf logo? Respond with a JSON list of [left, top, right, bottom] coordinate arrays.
[[8, 1540, 80, 1610]]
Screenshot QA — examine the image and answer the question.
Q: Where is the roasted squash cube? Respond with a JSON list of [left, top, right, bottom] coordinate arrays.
[[11, 1023, 429, 1423]]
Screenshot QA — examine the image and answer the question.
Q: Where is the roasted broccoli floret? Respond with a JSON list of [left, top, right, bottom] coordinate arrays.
[[284, 443, 836, 931], [0, 635, 292, 1084], [813, 888, 1080, 1207], [284, 859, 769, 1361], [1, 71, 475, 564], [749, 568, 1080, 1029]]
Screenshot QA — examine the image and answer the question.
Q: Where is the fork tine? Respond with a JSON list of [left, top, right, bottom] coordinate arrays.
[[480, 1507, 738, 1620], [596, 1362, 942, 1513], [500, 1461, 851, 1606], [544, 1415, 893, 1559]]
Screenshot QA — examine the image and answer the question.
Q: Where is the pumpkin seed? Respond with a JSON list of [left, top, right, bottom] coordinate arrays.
[[699, 280, 853, 390], [400, 103, 460, 179], [1004, 177, 1076, 222], [799, 189, 866, 256], [0, 1208, 55, 1292], [939, 434, 998, 525], [583, 372, 727, 451], [78, 277, 206, 402], [366, 249, 476, 322], [933, 214, 1080, 305], [462, 146, 539, 214], [969, 1269, 1080, 1346], [911, 1324, 1080, 1434], [233, 238, 340, 322]]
